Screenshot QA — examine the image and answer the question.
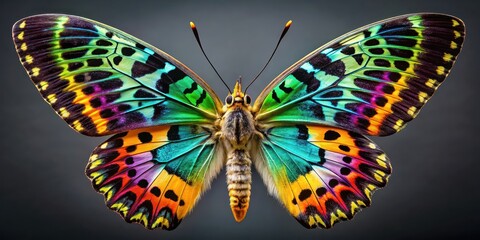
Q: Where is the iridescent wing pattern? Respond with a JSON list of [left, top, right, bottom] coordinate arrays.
[[12, 13, 465, 230], [254, 14, 465, 136], [256, 125, 390, 228], [12, 14, 224, 230], [87, 125, 223, 229], [253, 13, 465, 228], [12, 14, 222, 136]]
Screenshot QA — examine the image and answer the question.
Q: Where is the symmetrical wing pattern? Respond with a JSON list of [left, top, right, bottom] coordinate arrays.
[[255, 14, 465, 136], [12, 13, 465, 230]]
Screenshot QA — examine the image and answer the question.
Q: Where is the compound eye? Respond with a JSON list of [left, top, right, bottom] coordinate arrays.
[[225, 95, 233, 105], [244, 95, 252, 105]]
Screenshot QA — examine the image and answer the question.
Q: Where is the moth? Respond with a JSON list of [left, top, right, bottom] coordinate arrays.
[[12, 13, 464, 230]]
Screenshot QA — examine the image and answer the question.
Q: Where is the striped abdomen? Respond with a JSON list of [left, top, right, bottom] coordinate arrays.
[[226, 149, 252, 222]]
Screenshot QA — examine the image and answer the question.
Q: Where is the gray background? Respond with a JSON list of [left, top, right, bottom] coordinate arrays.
[[1, 0, 478, 239]]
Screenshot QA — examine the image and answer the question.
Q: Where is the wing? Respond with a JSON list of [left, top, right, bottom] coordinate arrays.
[[12, 14, 223, 136], [253, 13, 465, 136], [86, 125, 224, 230], [253, 125, 391, 228]]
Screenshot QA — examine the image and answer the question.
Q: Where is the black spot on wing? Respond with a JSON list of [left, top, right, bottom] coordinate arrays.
[[388, 48, 414, 58], [126, 145, 136, 153], [328, 179, 339, 188], [96, 39, 113, 46], [165, 67, 187, 82], [343, 156, 352, 163], [352, 54, 365, 65], [150, 187, 161, 197], [322, 60, 346, 77], [125, 157, 134, 165], [292, 69, 319, 93], [138, 132, 153, 143], [138, 179, 148, 188], [195, 90, 207, 106], [364, 39, 380, 46], [298, 189, 312, 201], [382, 84, 395, 94], [318, 148, 326, 164], [62, 49, 88, 60], [82, 86, 95, 95], [87, 59, 104, 67], [98, 78, 123, 91], [341, 46, 355, 55], [309, 53, 331, 69], [279, 81, 293, 93], [89, 98, 102, 108], [146, 55, 166, 69], [375, 96, 388, 107], [132, 61, 157, 78], [128, 169, 137, 177], [156, 78, 170, 93], [363, 107, 377, 117], [100, 109, 115, 118], [309, 104, 325, 120], [92, 49, 109, 55], [167, 125, 180, 141], [339, 145, 350, 152], [183, 82, 198, 94], [320, 90, 343, 98], [165, 190, 179, 202], [121, 47, 135, 56], [394, 60, 409, 71], [296, 125, 309, 140], [316, 187, 327, 197], [134, 89, 156, 98], [324, 130, 340, 140], [386, 37, 417, 47], [59, 38, 91, 49], [340, 167, 351, 175], [271, 90, 281, 103], [113, 56, 122, 65], [68, 62, 83, 71], [369, 48, 384, 55], [373, 59, 391, 67], [152, 105, 165, 120]]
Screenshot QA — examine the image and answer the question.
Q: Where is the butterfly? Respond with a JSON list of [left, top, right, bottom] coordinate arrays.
[[12, 13, 465, 230]]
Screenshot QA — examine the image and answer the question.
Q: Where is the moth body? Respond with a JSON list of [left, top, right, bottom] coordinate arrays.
[[225, 149, 252, 222], [220, 81, 256, 222]]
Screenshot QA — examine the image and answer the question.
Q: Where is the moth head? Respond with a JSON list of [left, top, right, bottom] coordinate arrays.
[[225, 79, 251, 107]]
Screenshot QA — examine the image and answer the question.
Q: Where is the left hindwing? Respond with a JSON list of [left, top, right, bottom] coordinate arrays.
[[254, 13, 465, 136], [12, 14, 223, 136], [87, 125, 224, 230], [255, 125, 390, 228]]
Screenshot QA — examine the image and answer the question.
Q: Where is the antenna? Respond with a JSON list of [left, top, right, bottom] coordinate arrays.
[[244, 20, 292, 93], [190, 22, 232, 93]]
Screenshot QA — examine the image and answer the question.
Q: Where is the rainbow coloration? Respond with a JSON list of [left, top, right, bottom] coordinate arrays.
[[12, 13, 464, 230]]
